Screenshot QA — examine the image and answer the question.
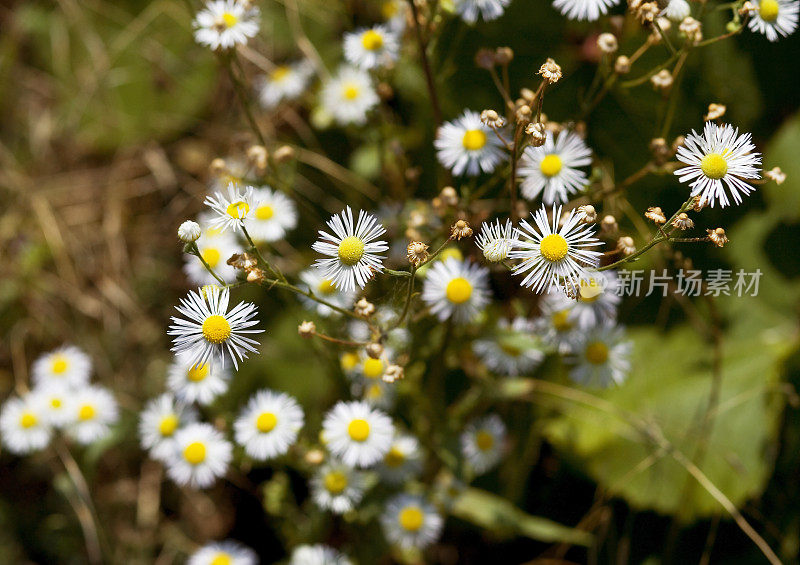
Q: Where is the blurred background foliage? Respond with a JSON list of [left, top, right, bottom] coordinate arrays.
[[1, 0, 800, 563]]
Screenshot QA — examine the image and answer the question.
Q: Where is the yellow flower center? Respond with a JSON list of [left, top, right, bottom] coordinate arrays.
[[398, 506, 424, 531], [51, 398, 62, 409], [201, 247, 221, 268], [539, 233, 569, 262], [19, 412, 37, 429], [317, 279, 337, 295], [499, 343, 522, 357], [760, 0, 780, 21], [439, 248, 463, 262], [347, 418, 371, 442], [700, 153, 728, 180], [382, 0, 398, 18], [51, 355, 69, 374], [323, 470, 349, 494], [256, 412, 278, 433], [255, 204, 274, 220], [183, 441, 207, 465], [78, 404, 95, 421], [226, 200, 250, 219], [476, 430, 495, 451], [552, 310, 573, 332], [271, 66, 291, 82], [365, 383, 383, 399], [585, 342, 609, 365], [445, 277, 473, 304], [361, 29, 384, 51], [340, 352, 360, 371], [202, 315, 232, 344], [579, 278, 603, 303], [539, 154, 563, 177], [363, 358, 384, 379], [159, 414, 179, 437], [384, 446, 406, 467], [337, 236, 365, 266], [462, 129, 487, 151], [210, 553, 232, 565], [222, 13, 238, 28], [343, 84, 360, 100], [187, 363, 210, 382]]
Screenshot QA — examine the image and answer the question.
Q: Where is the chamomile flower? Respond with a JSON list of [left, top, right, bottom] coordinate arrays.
[[257, 60, 315, 109], [344, 25, 400, 70], [454, 0, 510, 23], [510, 205, 602, 294], [67, 385, 118, 445], [320, 66, 379, 126], [662, 0, 691, 21], [188, 541, 257, 565], [567, 324, 631, 387], [518, 129, 592, 204], [377, 433, 423, 484], [204, 182, 257, 234], [246, 186, 297, 242], [476, 219, 517, 263], [167, 358, 230, 405], [558, 271, 621, 329], [0, 394, 52, 454], [139, 394, 195, 462], [311, 461, 369, 514], [31, 345, 92, 388], [421, 258, 491, 324], [184, 217, 239, 286], [461, 414, 506, 474], [380, 494, 444, 550], [168, 285, 262, 370], [32, 382, 74, 428], [193, 0, 260, 51], [472, 317, 545, 376], [167, 422, 233, 488], [552, 0, 621, 20], [322, 401, 394, 467], [298, 269, 356, 317], [234, 390, 304, 460], [435, 110, 505, 177], [748, 0, 798, 41], [536, 292, 578, 353], [290, 544, 353, 565], [355, 379, 397, 410], [674, 122, 762, 208], [312, 207, 389, 292]]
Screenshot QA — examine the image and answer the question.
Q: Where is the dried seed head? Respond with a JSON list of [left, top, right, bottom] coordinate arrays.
[[739, 1, 757, 16], [298, 320, 316, 338], [597, 33, 619, 54], [407, 241, 430, 267], [578, 205, 597, 223], [246, 268, 266, 283], [440, 186, 459, 206], [672, 212, 694, 230], [480, 109, 506, 128], [601, 214, 619, 235], [645, 206, 667, 224], [383, 364, 405, 383], [692, 196, 706, 212], [355, 298, 376, 317], [707, 228, 728, 247], [650, 69, 673, 91], [246, 145, 268, 172], [451, 219, 473, 240], [526, 122, 547, 147], [679, 17, 703, 44], [765, 167, 786, 185], [495, 46, 514, 65], [614, 55, 631, 74], [365, 342, 384, 359], [515, 105, 532, 124], [538, 58, 562, 84], [227, 252, 258, 270], [618, 236, 636, 255], [704, 103, 727, 121]]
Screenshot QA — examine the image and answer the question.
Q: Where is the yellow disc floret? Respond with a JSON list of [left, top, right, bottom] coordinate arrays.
[[361, 29, 384, 51], [187, 363, 210, 382], [551, 310, 573, 332], [202, 315, 232, 344], [222, 13, 238, 28], [256, 205, 274, 220], [700, 153, 728, 180], [183, 441, 207, 465], [271, 66, 290, 82], [475, 430, 495, 451], [226, 200, 250, 219], [398, 506, 424, 531], [384, 446, 406, 467], [159, 415, 179, 436], [363, 358, 384, 379], [201, 248, 221, 268], [19, 412, 37, 429], [462, 129, 487, 151], [210, 553, 232, 565], [347, 418, 371, 442], [51, 355, 69, 374], [539, 154, 563, 177], [324, 470, 349, 494], [760, 0, 780, 21], [539, 233, 569, 262], [318, 279, 337, 295], [78, 404, 96, 421], [585, 342, 609, 365], [256, 412, 278, 433], [445, 277, 473, 304], [340, 352, 360, 371], [337, 236, 365, 266], [343, 84, 360, 100]]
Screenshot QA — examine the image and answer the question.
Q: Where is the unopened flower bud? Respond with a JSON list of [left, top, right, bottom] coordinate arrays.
[[480, 109, 505, 128], [440, 186, 459, 206], [209, 157, 227, 176], [645, 206, 667, 224], [577, 205, 597, 223], [766, 167, 786, 185], [273, 145, 296, 164], [597, 33, 618, 54], [707, 227, 728, 247], [298, 321, 316, 338], [246, 145, 268, 172], [451, 219, 473, 240], [650, 69, 673, 91], [475, 48, 496, 69], [704, 103, 726, 121], [305, 448, 325, 465], [495, 46, 514, 65], [617, 236, 636, 255], [383, 364, 405, 383], [601, 214, 618, 234], [614, 55, 631, 74], [526, 122, 547, 146], [355, 298, 376, 317], [365, 342, 384, 359], [178, 220, 201, 243]]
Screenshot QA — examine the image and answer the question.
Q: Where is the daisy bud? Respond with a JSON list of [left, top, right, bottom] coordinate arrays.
[[475, 48, 496, 69], [526, 122, 547, 147], [246, 145, 268, 172], [597, 33, 618, 54], [495, 47, 514, 65], [440, 186, 459, 207], [601, 214, 618, 235], [355, 298, 376, 318], [672, 212, 694, 230], [407, 241, 430, 267], [739, 1, 757, 16], [209, 158, 227, 176], [578, 205, 597, 224], [515, 105, 532, 124], [520, 88, 536, 105], [704, 103, 727, 121], [650, 137, 671, 164], [632, 1, 659, 23], [538, 58, 562, 84], [765, 167, 786, 185], [365, 343, 384, 359], [480, 109, 505, 128], [273, 145, 296, 164], [679, 17, 703, 44], [692, 196, 706, 212], [298, 321, 316, 338], [650, 69, 673, 91], [645, 206, 667, 224], [618, 236, 636, 256], [614, 55, 631, 74], [305, 448, 325, 465], [178, 220, 202, 243], [383, 364, 405, 383], [707, 228, 728, 247], [451, 219, 473, 240]]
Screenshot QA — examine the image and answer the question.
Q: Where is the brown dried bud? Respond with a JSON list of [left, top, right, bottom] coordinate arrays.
[[246, 145, 268, 172], [246, 268, 266, 283], [578, 205, 597, 223], [209, 157, 227, 176], [273, 145, 296, 163], [672, 212, 694, 230], [451, 219, 473, 240], [383, 364, 405, 383], [601, 214, 619, 235], [298, 320, 316, 338], [355, 298, 376, 318], [597, 33, 619, 54], [407, 241, 430, 267], [707, 228, 728, 247], [480, 109, 506, 128], [704, 103, 727, 122], [475, 48, 496, 69], [520, 88, 536, 105], [650, 137, 670, 164], [440, 186, 459, 206], [614, 55, 631, 74], [526, 122, 547, 147], [765, 167, 786, 185], [377, 82, 394, 100], [365, 342, 384, 359], [515, 104, 532, 125], [495, 46, 514, 65], [679, 17, 703, 44], [650, 69, 673, 91], [538, 58, 562, 84], [618, 236, 636, 255], [645, 206, 667, 224]]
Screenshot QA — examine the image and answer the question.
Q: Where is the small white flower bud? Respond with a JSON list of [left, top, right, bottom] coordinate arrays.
[[178, 220, 202, 242]]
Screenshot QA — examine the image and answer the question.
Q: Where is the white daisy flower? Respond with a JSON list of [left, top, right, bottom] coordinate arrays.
[[139, 394, 195, 462], [234, 390, 304, 460], [674, 122, 762, 207], [454, 0, 510, 23], [518, 129, 592, 204], [188, 540, 257, 565], [322, 401, 394, 468], [298, 268, 356, 317], [31, 381, 75, 428], [381, 0, 409, 32], [246, 186, 297, 242], [67, 385, 118, 445], [510, 205, 602, 294], [320, 66, 379, 126], [476, 218, 517, 263], [167, 422, 233, 488], [536, 292, 579, 353], [552, 0, 621, 21], [568, 324, 632, 387], [312, 207, 389, 292], [257, 60, 315, 109], [435, 110, 505, 177], [184, 217, 239, 286], [380, 494, 444, 550], [662, 0, 691, 21], [554, 270, 621, 329], [193, 0, 260, 51], [167, 358, 231, 406], [748, 0, 798, 41], [472, 317, 545, 376], [311, 460, 369, 514], [344, 25, 400, 70], [204, 182, 257, 234], [421, 258, 491, 324], [0, 394, 52, 454], [460, 414, 506, 475], [31, 345, 92, 389], [354, 378, 397, 410], [377, 433, 423, 485], [168, 285, 263, 370], [290, 544, 353, 565]]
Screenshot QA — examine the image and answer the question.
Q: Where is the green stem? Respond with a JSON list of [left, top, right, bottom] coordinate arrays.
[[187, 242, 228, 286], [222, 52, 267, 146]]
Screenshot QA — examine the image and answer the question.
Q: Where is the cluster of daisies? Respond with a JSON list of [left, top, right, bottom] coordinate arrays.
[[0, 346, 118, 455]]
